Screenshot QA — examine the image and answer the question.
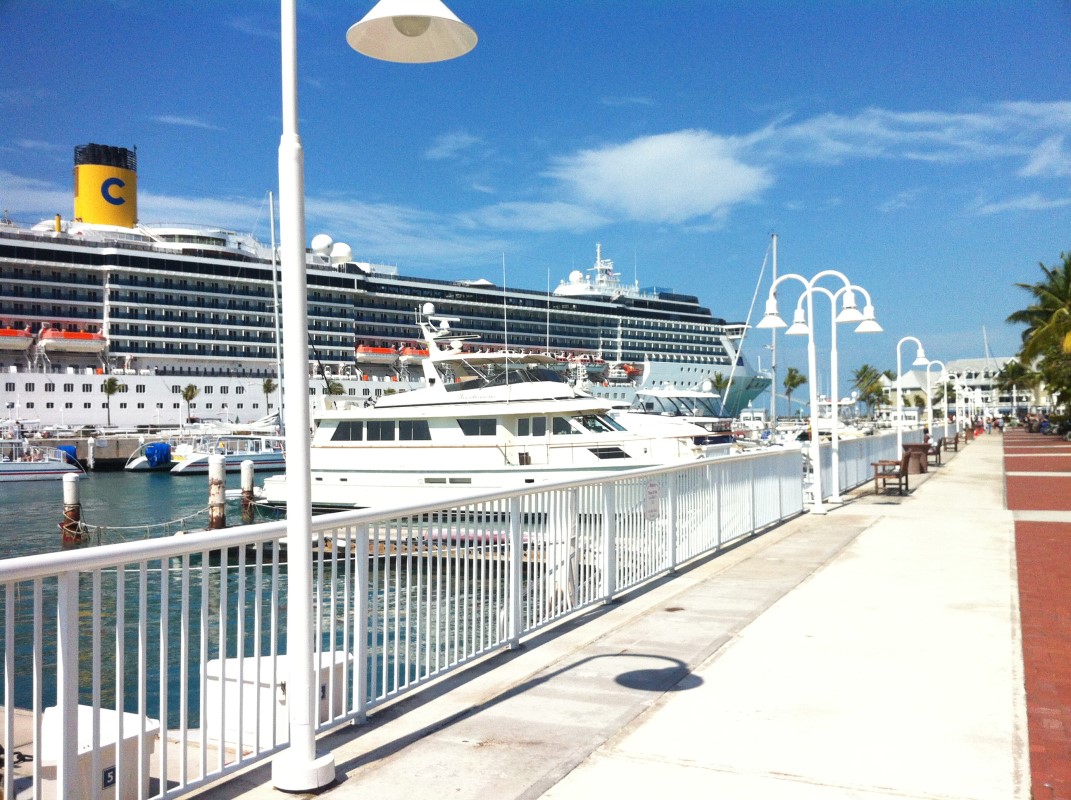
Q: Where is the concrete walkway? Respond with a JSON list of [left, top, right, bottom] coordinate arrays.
[[197, 433, 1028, 800]]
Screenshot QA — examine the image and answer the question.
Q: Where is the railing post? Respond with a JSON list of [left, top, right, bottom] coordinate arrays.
[[56, 571, 79, 800], [666, 474, 678, 573], [508, 496, 523, 648], [355, 523, 369, 723], [601, 483, 617, 603]]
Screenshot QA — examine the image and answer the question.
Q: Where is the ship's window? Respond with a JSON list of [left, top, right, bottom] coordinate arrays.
[[331, 421, 363, 441], [367, 420, 395, 441], [458, 418, 495, 436], [518, 417, 547, 436], [399, 420, 431, 441], [44, 383, 55, 392], [83, 384, 92, 392], [64, 383, 73, 392], [578, 414, 622, 433], [552, 417, 578, 435], [4, 383, 12, 392]]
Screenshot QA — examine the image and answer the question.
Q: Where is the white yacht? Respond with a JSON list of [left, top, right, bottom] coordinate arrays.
[[262, 306, 726, 510]]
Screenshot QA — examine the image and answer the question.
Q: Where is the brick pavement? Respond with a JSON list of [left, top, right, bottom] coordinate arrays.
[[1004, 427, 1071, 800]]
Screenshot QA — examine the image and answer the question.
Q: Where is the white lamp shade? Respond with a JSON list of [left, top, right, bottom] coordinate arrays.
[[835, 290, 864, 323], [785, 307, 810, 336], [755, 313, 786, 329], [854, 318, 883, 334], [347, 0, 477, 63], [912, 347, 929, 366]]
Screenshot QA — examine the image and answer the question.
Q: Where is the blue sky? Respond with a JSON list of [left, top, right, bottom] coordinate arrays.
[[2, 0, 1069, 394]]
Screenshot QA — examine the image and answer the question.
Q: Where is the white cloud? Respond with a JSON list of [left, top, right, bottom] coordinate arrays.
[[971, 193, 1071, 215], [304, 195, 507, 266], [547, 130, 772, 224], [0, 171, 73, 218], [1020, 136, 1071, 178], [425, 132, 482, 160], [460, 201, 609, 233], [152, 115, 221, 130], [747, 102, 1071, 166], [600, 96, 655, 108]]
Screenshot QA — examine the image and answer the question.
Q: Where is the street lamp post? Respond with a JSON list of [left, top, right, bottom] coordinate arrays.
[[785, 283, 881, 503], [895, 336, 928, 454], [273, 0, 475, 791], [756, 269, 875, 513], [925, 359, 947, 440]]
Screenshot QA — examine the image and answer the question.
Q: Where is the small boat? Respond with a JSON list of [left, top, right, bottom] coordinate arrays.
[[355, 345, 399, 364], [0, 325, 33, 352], [398, 346, 430, 365], [169, 434, 286, 475], [36, 326, 107, 353], [0, 428, 84, 482]]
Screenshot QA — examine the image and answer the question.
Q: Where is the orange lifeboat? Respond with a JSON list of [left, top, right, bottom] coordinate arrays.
[[355, 345, 399, 364], [36, 328, 107, 353], [399, 346, 429, 366], [0, 326, 33, 352]]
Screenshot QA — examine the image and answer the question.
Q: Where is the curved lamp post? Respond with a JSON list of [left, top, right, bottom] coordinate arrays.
[[274, 0, 475, 791], [895, 336, 929, 454], [756, 269, 874, 513], [784, 283, 881, 503], [925, 359, 948, 440]]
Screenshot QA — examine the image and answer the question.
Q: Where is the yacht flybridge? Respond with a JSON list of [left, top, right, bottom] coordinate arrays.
[[262, 304, 726, 510]]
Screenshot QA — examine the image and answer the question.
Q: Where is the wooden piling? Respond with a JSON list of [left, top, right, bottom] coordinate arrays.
[[241, 459, 255, 525], [208, 454, 226, 530], [60, 473, 83, 545]]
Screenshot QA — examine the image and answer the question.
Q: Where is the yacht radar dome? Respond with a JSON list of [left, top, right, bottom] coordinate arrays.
[[311, 233, 333, 255]]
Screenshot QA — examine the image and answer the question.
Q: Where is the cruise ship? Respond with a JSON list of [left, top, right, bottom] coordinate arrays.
[[0, 144, 770, 430]]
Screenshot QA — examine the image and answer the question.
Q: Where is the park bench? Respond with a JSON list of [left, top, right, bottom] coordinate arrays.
[[872, 451, 911, 495], [927, 438, 943, 467], [943, 433, 959, 452]]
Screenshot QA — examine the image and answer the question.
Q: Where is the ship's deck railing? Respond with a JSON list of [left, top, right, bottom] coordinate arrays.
[[0, 432, 903, 800]]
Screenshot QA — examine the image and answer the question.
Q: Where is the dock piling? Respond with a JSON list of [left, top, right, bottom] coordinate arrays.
[[241, 459, 255, 524], [208, 454, 226, 529], [60, 473, 83, 546]]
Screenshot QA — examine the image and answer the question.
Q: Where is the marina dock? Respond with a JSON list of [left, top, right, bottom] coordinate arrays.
[[183, 430, 1069, 800]]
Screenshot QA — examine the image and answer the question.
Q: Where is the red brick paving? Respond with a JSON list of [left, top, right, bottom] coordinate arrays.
[[1005, 431, 1071, 800]]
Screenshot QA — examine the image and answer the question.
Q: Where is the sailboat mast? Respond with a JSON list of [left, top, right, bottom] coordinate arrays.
[[770, 232, 778, 425], [269, 190, 284, 430]]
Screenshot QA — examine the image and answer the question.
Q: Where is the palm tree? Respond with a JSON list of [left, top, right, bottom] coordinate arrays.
[[181, 384, 200, 424], [709, 371, 730, 412], [262, 377, 278, 411], [101, 377, 121, 427], [851, 363, 886, 418], [325, 379, 345, 396], [995, 360, 1041, 416], [783, 367, 807, 418], [1007, 251, 1071, 361]]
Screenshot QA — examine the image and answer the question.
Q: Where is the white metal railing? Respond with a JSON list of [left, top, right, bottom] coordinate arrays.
[[810, 428, 920, 503], [0, 447, 807, 800]]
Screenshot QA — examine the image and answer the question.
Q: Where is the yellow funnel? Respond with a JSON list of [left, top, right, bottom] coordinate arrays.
[[73, 144, 138, 227]]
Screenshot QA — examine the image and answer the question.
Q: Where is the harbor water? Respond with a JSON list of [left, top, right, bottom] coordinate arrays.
[[0, 470, 280, 560]]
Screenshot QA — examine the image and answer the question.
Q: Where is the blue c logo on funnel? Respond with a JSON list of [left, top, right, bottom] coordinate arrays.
[[101, 177, 127, 206]]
